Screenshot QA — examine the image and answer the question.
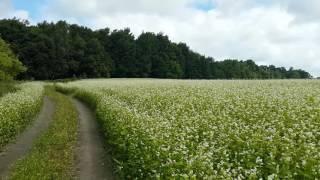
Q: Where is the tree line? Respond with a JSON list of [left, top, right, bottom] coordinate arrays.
[[0, 19, 311, 80]]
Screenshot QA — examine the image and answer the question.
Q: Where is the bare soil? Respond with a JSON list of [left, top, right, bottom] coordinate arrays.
[[72, 98, 116, 180]]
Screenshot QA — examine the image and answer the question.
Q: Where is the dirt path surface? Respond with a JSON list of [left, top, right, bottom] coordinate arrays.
[[72, 98, 115, 180], [0, 97, 55, 179]]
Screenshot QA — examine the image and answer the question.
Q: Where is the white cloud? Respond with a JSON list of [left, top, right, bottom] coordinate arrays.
[[0, 0, 12, 17], [284, 0, 320, 22], [0, 0, 29, 20], [9, 10, 29, 19], [44, 0, 195, 17], [4, 0, 320, 76]]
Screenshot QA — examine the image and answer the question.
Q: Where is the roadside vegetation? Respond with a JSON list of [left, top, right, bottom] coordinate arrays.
[[0, 36, 25, 97], [0, 82, 44, 150], [0, 81, 17, 97], [9, 87, 78, 179]]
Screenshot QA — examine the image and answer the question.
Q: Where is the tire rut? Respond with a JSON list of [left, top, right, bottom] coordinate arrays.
[[72, 98, 115, 180], [0, 97, 55, 179]]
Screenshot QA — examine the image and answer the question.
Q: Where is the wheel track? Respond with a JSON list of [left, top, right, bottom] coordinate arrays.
[[72, 98, 115, 180]]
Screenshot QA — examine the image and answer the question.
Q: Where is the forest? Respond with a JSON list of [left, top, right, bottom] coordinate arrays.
[[0, 18, 311, 80]]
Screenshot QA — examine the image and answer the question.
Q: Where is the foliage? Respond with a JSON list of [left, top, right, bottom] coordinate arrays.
[[0, 81, 17, 97], [9, 87, 78, 179], [0, 37, 26, 80], [0, 82, 44, 150], [57, 79, 320, 179], [0, 19, 312, 80]]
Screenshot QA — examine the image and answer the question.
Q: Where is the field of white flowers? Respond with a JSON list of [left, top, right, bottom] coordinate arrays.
[[0, 82, 44, 150], [57, 79, 320, 179]]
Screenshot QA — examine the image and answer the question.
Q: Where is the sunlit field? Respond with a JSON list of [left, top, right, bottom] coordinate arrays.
[[56, 79, 320, 179]]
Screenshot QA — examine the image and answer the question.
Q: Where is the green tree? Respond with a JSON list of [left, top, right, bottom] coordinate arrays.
[[0, 37, 26, 80], [109, 29, 137, 77], [0, 18, 312, 80], [80, 38, 112, 78]]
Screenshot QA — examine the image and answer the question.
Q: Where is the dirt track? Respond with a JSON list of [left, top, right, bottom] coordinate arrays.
[[72, 98, 115, 180], [0, 97, 55, 179]]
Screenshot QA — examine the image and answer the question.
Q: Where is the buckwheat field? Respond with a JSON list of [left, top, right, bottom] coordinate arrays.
[[57, 79, 320, 179], [0, 82, 44, 149]]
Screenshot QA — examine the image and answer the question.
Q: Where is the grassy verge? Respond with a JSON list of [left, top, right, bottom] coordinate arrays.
[[9, 87, 78, 179], [0, 81, 17, 97]]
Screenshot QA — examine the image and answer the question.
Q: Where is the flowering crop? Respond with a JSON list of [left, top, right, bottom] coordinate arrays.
[[0, 82, 44, 150], [57, 79, 320, 179]]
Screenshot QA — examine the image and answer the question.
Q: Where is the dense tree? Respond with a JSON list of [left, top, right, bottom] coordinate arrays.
[[109, 29, 137, 77], [135, 32, 155, 77], [80, 38, 112, 78], [0, 18, 312, 80], [0, 37, 26, 80]]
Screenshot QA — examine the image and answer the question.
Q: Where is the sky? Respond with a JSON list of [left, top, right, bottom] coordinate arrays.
[[0, 0, 319, 77]]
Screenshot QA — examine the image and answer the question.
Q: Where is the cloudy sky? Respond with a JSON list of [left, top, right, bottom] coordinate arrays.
[[1, 0, 319, 77]]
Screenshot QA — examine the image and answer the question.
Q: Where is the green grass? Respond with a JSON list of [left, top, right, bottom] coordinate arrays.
[[9, 87, 78, 179], [0, 81, 17, 97]]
